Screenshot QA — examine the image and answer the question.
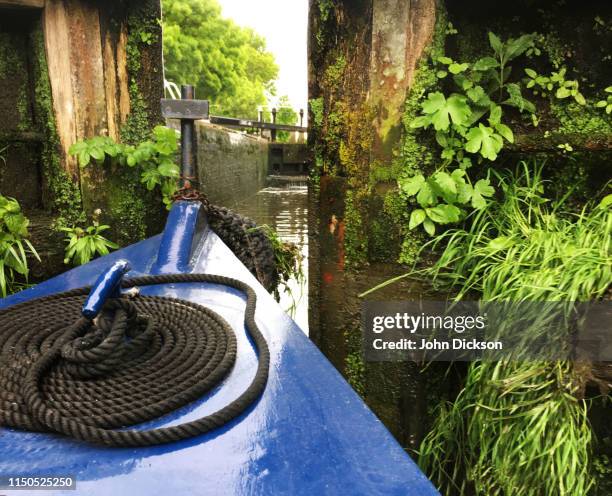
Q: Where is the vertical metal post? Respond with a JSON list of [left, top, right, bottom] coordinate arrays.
[[299, 109, 304, 143], [258, 108, 264, 137], [181, 84, 195, 189], [271, 108, 277, 142]]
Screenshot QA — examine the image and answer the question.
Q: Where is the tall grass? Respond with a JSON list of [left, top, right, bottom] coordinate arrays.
[[415, 164, 611, 495]]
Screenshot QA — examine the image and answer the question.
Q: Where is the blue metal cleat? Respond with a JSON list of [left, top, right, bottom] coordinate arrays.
[[81, 260, 134, 320]]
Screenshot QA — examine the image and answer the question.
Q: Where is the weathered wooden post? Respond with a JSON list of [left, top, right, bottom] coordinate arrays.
[[0, 0, 165, 278], [308, 0, 437, 451]]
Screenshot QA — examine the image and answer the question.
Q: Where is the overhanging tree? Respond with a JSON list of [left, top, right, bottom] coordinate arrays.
[[162, 0, 279, 118]]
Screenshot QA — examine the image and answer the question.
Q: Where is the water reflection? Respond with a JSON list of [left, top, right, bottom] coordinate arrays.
[[232, 177, 309, 334]]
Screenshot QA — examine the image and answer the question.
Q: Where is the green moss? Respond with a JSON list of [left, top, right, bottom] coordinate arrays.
[[551, 100, 612, 136], [343, 324, 365, 396], [30, 23, 83, 226], [121, 83, 150, 145], [121, 12, 161, 144], [345, 351, 365, 396], [16, 89, 31, 132], [324, 55, 347, 87], [309, 97, 324, 129], [107, 10, 164, 243], [107, 176, 148, 245], [310, 153, 323, 193], [366, 191, 401, 263], [344, 189, 368, 267], [315, 0, 334, 49], [0, 31, 32, 132]]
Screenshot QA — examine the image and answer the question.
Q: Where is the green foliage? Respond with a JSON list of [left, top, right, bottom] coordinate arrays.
[[324, 55, 347, 87], [524, 67, 586, 105], [252, 225, 305, 311], [162, 0, 278, 118], [399, 170, 494, 236], [60, 211, 118, 266], [69, 126, 180, 209], [415, 165, 610, 495], [595, 86, 612, 114], [0, 195, 39, 297], [404, 32, 537, 235], [422, 164, 611, 301], [263, 96, 299, 142], [309, 97, 324, 129]]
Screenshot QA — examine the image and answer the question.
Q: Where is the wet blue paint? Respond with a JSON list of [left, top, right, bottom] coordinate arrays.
[[81, 260, 131, 319]]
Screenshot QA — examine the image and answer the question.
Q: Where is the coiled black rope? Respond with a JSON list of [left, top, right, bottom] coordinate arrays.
[[207, 205, 279, 292], [0, 274, 269, 448], [171, 189, 279, 292]]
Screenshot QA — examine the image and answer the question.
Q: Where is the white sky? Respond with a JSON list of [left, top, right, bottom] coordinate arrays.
[[218, 0, 309, 117]]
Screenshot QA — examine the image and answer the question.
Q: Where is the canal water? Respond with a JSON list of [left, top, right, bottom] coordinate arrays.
[[231, 176, 309, 334]]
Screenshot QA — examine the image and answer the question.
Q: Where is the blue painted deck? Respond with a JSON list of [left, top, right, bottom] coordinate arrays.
[[0, 203, 439, 495]]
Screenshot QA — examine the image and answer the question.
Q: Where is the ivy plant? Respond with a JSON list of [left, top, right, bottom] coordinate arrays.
[[0, 195, 39, 296], [405, 32, 535, 235], [69, 126, 180, 209]]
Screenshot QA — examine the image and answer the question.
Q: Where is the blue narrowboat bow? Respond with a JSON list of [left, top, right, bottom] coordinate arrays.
[[0, 200, 439, 495], [0, 89, 439, 495]]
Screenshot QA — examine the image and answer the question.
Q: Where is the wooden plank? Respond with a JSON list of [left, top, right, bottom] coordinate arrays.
[[116, 25, 131, 127], [102, 29, 119, 140], [66, 0, 107, 139], [43, 0, 79, 179], [0, 0, 45, 9]]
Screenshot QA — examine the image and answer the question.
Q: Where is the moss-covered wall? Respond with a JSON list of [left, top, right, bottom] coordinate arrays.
[[0, 10, 42, 209], [308, 0, 441, 451], [78, 0, 166, 246], [0, 1, 165, 279], [309, 0, 612, 454]]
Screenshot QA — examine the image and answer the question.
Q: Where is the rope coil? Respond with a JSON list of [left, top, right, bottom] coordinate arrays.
[[0, 274, 269, 448]]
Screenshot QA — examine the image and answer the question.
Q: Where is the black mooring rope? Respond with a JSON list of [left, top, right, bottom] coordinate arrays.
[[0, 274, 269, 448]]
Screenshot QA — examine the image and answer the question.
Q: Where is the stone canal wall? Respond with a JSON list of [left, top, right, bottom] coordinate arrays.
[[195, 121, 269, 208]]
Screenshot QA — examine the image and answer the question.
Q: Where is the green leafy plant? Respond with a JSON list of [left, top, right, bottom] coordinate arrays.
[[595, 86, 612, 114], [524, 67, 586, 105], [399, 170, 494, 236], [404, 32, 536, 235], [69, 126, 180, 208], [417, 167, 610, 496], [0, 195, 39, 297], [60, 210, 118, 266], [366, 164, 611, 495]]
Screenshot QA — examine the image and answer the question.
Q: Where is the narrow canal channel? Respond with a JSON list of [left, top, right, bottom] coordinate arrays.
[[232, 176, 309, 334]]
